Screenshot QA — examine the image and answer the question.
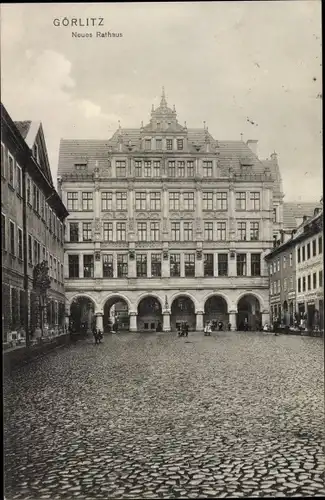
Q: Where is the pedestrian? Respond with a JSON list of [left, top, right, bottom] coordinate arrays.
[[177, 323, 182, 337], [207, 322, 212, 336], [184, 322, 189, 337], [204, 323, 208, 336], [93, 327, 99, 345], [228, 322, 231, 331]]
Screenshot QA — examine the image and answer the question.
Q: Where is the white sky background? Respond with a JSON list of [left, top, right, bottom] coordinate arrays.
[[0, 1, 322, 202]]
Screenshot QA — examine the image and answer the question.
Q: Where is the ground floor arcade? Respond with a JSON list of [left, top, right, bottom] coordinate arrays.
[[66, 289, 270, 333]]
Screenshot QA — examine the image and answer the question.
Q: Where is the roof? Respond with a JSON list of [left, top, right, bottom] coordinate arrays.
[[283, 202, 323, 230], [14, 120, 31, 139], [58, 131, 281, 192]]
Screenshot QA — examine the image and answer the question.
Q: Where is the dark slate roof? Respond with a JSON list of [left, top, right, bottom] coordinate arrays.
[[14, 120, 31, 139], [58, 129, 281, 194], [283, 202, 322, 230]]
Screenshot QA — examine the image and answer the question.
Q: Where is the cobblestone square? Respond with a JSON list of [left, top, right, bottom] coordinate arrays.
[[4, 331, 325, 499]]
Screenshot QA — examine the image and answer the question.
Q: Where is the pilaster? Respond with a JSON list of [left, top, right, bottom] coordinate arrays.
[[196, 311, 204, 332], [129, 312, 137, 332], [163, 311, 171, 332]]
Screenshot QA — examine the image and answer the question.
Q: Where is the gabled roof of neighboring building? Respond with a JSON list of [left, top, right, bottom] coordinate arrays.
[[283, 202, 323, 230], [14, 120, 32, 139]]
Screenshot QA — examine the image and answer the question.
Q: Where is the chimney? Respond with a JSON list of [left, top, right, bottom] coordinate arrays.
[[303, 215, 309, 223], [270, 151, 278, 162], [283, 231, 291, 243], [314, 207, 321, 215], [246, 139, 258, 156]]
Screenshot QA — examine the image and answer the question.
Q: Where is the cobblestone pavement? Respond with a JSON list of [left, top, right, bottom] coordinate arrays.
[[4, 331, 325, 499]]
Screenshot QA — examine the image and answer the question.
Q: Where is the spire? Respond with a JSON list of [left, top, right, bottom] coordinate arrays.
[[160, 86, 167, 107]]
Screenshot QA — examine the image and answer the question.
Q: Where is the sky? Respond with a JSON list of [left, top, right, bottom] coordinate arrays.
[[0, 1, 322, 202]]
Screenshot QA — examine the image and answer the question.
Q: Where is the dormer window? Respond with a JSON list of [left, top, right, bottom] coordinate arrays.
[[145, 139, 151, 150], [74, 162, 87, 171], [177, 139, 183, 151], [32, 143, 39, 163]]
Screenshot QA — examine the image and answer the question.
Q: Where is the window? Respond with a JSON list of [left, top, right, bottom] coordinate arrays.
[[117, 254, 128, 277], [277, 259, 280, 272], [82, 192, 93, 211], [178, 161, 185, 177], [116, 192, 127, 210], [169, 192, 180, 211], [32, 143, 39, 162], [136, 254, 147, 277], [150, 192, 161, 211], [28, 235, 32, 264], [289, 253, 293, 266], [136, 192, 147, 211], [204, 222, 213, 241], [40, 193, 44, 219], [116, 161, 126, 177], [103, 222, 113, 242], [116, 222, 126, 241], [32, 184, 37, 210], [307, 274, 311, 290], [236, 192, 246, 210], [170, 254, 180, 277], [53, 258, 57, 280], [237, 222, 246, 241], [144, 161, 151, 177], [183, 192, 194, 211], [237, 253, 246, 276], [187, 161, 194, 177], [273, 208, 277, 222], [82, 223, 92, 242], [144, 139, 151, 151], [307, 243, 311, 260], [168, 161, 176, 177], [302, 246, 305, 261], [137, 222, 147, 241], [70, 223, 79, 242], [313, 272, 317, 289], [290, 276, 293, 290], [153, 161, 160, 177], [284, 278, 287, 291], [312, 239, 317, 257], [1, 214, 6, 250], [177, 139, 184, 150], [319, 270, 323, 287], [218, 254, 228, 276], [302, 276, 306, 292], [16, 165, 22, 196], [217, 222, 226, 241], [171, 222, 180, 241], [251, 253, 261, 276], [185, 254, 195, 277], [250, 222, 259, 241], [101, 192, 112, 211], [166, 139, 173, 150], [297, 247, 301, 263], [1, 143, 6, 178], [9, 221, 15, 255], [43, 246, 46, 261], [103, 254, 113, 278], [156, 139, 162, 150], [184, 222, 193, 241], [67, 192, 78, 211], [269, 263, 272, 276], [26, 178, 31, 205], [203, 192, 213, 210], [204, 254, 214, 277], [150, 222, 160, 241], [298, 277, 301, 293], [83, 255, 94, 278], [151, 253, 161, 277], [17, 228, 23, 260], [319, 236, 322, 254], [135, 161, 142, 177], [8, 154, 14, 186], [250, 192, 260, 210], [216, 192, 228, 210], [49, 255, 53, 275], [203, 161, 213, 177], [283, 255, 286, 269]]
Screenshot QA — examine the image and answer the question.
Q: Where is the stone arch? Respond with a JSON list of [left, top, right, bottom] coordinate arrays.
[[67, 293, 97, 312], [137, 295, 163, 332], [170, 293, 197, 332], [236, 293, 262, 331], [169, 291, 199, 313], [135, 293, 164, 311], [68, 294, 96, 333], [203, 294, 229, 329], [202, 292, 232, 312], [102, 294, 132, 332], [236, 291, 265, 311]]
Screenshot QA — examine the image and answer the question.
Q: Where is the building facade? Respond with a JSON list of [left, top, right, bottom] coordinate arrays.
[[1, 103, 69, 345], [58, 90, 284, 333], [266, 207, 323, 331]]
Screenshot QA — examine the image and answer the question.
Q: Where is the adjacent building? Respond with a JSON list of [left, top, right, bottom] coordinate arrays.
[[1, 103, 69, 345], [58, 89, 284, 333], [265, 207, 323, 331]]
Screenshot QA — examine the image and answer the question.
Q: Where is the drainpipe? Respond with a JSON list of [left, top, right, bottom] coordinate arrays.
[[22, 163, 30, 347]]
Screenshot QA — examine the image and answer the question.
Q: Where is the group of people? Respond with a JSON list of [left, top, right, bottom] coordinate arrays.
[[177, 322, 189, 337]]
